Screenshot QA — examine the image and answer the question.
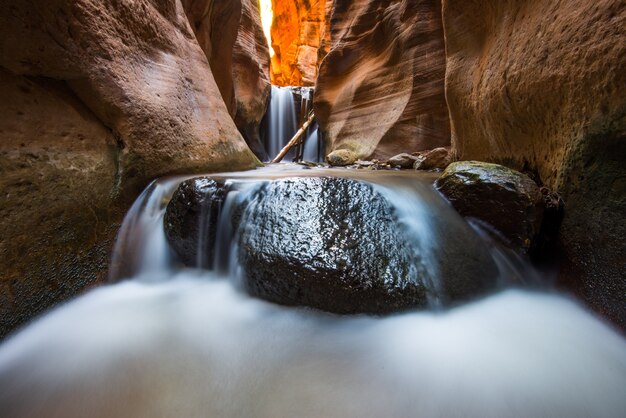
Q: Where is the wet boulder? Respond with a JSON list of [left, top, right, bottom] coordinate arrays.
[[164, 177, 229, 268], [235, 176, 498, 314], [435, 161, 544, 252]]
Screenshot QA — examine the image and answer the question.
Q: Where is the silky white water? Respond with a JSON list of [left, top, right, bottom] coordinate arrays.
[[1, 166, 625, 418], [265, 86, 297, 160], [264, 86, 322, 162]]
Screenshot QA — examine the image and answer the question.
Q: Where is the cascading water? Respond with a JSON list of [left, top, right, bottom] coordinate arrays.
[[264, 86, 323, 162], [1, 165, 625, 418], [300, 87, 323, 162], [265, 86, 297, 160]]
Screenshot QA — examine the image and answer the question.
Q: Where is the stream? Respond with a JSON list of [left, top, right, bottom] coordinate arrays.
[[0, 165, 625, 417]]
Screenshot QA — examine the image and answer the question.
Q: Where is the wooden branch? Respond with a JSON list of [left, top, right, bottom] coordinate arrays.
[[271, 113, 316, 163]]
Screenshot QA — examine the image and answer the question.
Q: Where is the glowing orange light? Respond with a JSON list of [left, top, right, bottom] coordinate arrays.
[[258, 0, 275, 57]]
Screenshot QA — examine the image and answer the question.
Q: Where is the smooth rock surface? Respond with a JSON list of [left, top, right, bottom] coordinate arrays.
[[0, 0, 259, 338], [234, 177, 498, 314], [435, 161, 544, 252], [182, 0, 241, 116], [314, 0, 450, 161], [183, 0, 271, 159], [1, 0, 259, 199], [442, 0, 626, 328], [233, 0, 272, 159]]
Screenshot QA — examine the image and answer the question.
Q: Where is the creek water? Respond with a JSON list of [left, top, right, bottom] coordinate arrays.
[[0, 165, 625, 418]]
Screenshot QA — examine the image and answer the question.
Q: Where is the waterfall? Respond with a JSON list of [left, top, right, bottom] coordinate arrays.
[[266, 86, 297, 161], [1, 166, 625, 418], [301, 87, 323, 162], [264, 86, 323, 162]]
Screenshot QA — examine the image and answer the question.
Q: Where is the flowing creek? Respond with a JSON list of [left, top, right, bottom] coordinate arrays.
[[0, 165, 625, 417]]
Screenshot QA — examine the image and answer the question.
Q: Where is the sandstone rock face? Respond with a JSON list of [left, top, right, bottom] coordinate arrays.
[[435, 162, 544, 252], [0, 0, 259, 337], [183, 0, 271, 160], [314, 0, 450, 161], [270, 0, 326, 86], [1, 0, 259, 200], [0, 69, 120, 339], [182, 0, 241, 116], [233, 0, 272, 159], [442, 0, 626, 328]]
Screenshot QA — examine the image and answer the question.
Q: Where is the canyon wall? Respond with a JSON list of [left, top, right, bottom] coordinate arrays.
[[443, 0, 626, 328], [270, 0, 326, 86], [0, 0, 259, 338], [232, 0, 272, 160], [183, 0, 271, 159], [314, 0, 450, 162]]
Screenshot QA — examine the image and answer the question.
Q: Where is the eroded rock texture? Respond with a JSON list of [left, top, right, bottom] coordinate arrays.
[[183, 0, 271, 159], [314, 0, 450, 161], [443, 0, 626, 328], [182, 0, 241, 116], [233, 0, 272, 159], [270, 0, 326, 86], [0, 0, 259, 338]]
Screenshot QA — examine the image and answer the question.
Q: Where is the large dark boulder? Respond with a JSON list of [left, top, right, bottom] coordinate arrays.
[[435, 161, 544, 253], [164, 177, 229, 268], [234, 176, 498, 314]]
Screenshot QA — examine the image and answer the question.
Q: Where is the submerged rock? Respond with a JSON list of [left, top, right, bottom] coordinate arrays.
[[235, 176, 497, 314], [435, 161, 544, 252], [164, 178, 229, 268]]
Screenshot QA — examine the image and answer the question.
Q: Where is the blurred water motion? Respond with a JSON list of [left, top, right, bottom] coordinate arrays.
[[0, 164, 625, 417]]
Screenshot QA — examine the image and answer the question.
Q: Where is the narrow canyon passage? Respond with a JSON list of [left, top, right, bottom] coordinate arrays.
[[0, 0, 624, 417]]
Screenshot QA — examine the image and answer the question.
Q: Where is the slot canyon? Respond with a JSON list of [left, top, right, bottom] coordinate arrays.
[[0, 1, 624, 416]]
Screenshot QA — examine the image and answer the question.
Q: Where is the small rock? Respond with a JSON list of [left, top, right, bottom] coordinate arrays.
[[327, 149, 358, 166], [414, 147, 451, 170], [435, 161, 544, 252], [388, 153, 419, 168], [354, 160, 375, 167], [164, 177, 229, 268]]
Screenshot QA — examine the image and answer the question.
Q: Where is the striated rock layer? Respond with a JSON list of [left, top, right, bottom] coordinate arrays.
[[314, 0, 450, 161], [183, 0, 271, 159], [270, 0, 326, 86], [443, 0, 626, 328], [0, 0, 259, 338], [233, 0, 272, 159]]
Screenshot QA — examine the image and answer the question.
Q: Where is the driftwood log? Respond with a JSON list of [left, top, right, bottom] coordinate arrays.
[[271, 113, 316, 163]]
